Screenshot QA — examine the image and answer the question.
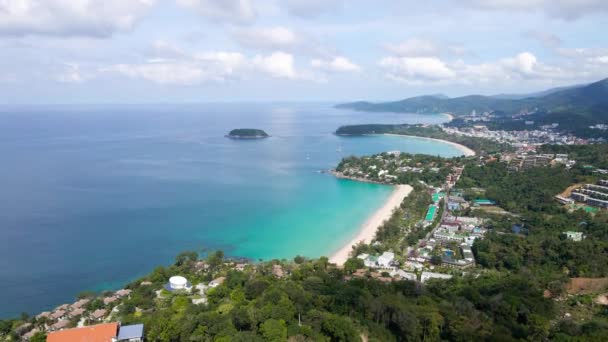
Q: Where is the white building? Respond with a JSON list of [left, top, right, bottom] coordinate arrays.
[[564, 231, 585, 242], [377, 252, 395, 268], [390, 269, 417, 281], [168, 276, 191, 291], [421, 272, 453, 283], [208, 277, 226, 288], [363, 255, 378, 268]]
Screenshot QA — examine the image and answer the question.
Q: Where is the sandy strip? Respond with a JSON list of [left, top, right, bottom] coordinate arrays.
[[442, 113, 455, 122], [384, 133, 475, 157], [329, 184, 413, 265]]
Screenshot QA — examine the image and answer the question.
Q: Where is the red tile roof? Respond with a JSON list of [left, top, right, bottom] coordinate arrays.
[[47, 322, 118, 342]]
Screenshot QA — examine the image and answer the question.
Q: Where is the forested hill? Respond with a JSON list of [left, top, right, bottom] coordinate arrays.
[[336, 78, 608, 118]]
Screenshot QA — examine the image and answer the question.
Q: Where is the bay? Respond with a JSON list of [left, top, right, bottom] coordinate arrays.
[[0, 103, 462, 317]]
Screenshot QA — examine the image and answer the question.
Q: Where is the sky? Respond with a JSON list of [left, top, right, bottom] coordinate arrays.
[[0, 0, 607, 104]]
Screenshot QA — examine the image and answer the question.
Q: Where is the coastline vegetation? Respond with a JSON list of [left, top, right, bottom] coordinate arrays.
[[336, 152, 466, 185]]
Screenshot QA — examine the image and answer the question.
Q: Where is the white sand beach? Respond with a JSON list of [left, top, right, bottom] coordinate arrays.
[[329, 184, 413, 265], [384, 134, 475, 157]]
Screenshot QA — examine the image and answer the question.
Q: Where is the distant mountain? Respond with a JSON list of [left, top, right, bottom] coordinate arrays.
[[428, 93, 450, 99], [490, 84, 586, 100], [336, 78, 608, 119]]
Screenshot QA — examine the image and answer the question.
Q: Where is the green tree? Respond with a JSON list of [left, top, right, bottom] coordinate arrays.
[[260, 319, 287, 341], [29, 332, 47, 342], [174, 251, 198, 266], [343, 257, 364, 274]]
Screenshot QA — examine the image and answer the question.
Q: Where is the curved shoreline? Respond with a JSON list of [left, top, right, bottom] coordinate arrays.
[[329, 184, 413, 265], [442, 113, 455, 122], [383, 133, 475, 156]]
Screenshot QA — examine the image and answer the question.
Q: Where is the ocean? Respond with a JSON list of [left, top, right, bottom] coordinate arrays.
[[0, 103, 463, 317]]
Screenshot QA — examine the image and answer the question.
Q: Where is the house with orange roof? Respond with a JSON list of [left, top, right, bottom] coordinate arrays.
[[47, 322, 119, 342]]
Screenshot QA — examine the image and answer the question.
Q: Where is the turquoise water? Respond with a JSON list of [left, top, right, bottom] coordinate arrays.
[[0, 103, 463, 317]]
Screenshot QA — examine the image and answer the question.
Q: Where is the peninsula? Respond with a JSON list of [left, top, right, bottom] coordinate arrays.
[[225, 128, 269, 139]]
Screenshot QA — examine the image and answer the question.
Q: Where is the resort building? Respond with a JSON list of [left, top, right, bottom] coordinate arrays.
[[358, 254, 378, 268], [36, 311, 51, 320], [49, 320, 70, 331], [167, 275, 192, 291], [47, 322, 144, 342], [570, 181, 608, 208], [55, 304, 69, 311], [473, 199, 496, 206], [433, 230, 466, 243], [461, 244, 475, 262], [115, 289, 132, 298], [377, 252, 395, 268], [117, 323, 145, 342], [564, 231, 585, 242], [50, 310, 67, 320], [447, 201, 461, 211], [69, 308, 86, 318], [23, 328, 41, 340], [555, 195, 574, 205], [272, 264, 285, 278], [390, 269, 417, 281], [209, 277, 226, 288], [71, 298, 90, 310], [90, 309, 107, 321], [48, 322, 119, 342], [421, 272, 453, 283], [103, 296, 118, 305]]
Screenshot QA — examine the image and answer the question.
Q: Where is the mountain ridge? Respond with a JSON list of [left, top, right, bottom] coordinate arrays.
[[336, 78, 608, 119]]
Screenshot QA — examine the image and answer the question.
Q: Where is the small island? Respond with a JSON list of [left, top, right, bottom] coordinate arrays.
[[225, 128, 269, 139]]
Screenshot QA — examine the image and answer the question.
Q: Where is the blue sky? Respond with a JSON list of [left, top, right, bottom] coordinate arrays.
[[1, 0, 607, 104]]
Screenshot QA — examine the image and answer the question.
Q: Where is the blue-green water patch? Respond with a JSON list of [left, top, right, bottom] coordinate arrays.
[[0, 103, 462, 317]]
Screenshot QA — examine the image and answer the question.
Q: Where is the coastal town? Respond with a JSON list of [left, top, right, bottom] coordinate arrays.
[[443, 110, 607, 146], [331, 150, 486, 284], [328, 141, 608, 290]]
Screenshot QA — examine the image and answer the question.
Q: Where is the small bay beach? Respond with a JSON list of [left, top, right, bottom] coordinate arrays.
[[384, 134, 475, 156]]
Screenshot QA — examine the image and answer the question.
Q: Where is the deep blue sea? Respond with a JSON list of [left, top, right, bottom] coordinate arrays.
[[0, 103, 463, 317]]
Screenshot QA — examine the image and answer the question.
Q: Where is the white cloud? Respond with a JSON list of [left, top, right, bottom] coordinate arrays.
[[176, 0, 256, 24], [384, 39, 439, 58], [384, 38, 470, 58], [231, 26, 297, 50], [284, 0, 344, 18], [230, 25, 333, 57], [0, 0, 156, 37], [379, 56, 456, 82], [107, 53, 250, 85], [460, 0, 608, 20], [105, 61, 208, 85], [56, 63, 86, 83], [524, 30, 562, 48], [378, 52, 595, 85], [252, 52, 297, 79], [591, 56, 608, 64], [103, 41, 314, 84], [311, 56, 360, 73]]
